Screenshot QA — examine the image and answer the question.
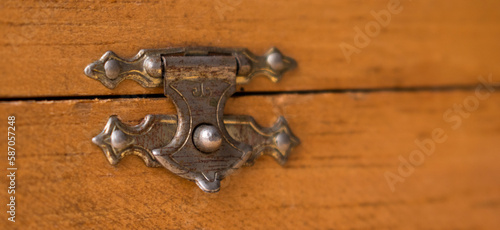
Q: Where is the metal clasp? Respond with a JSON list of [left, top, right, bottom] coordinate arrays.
[[85, 47, 300, 192]]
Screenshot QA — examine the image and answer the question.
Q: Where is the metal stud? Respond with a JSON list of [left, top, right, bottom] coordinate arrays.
[[275, 131, 291, 154], [193, 124, 222, 153], [267, 52, 285, 72], [110, 129, 128, 150], [143, 56, 162, 78], [104, 59, 121, 79]]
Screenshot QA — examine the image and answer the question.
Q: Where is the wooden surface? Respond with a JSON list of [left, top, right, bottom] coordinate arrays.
[[1, 0, 500, 97], [1, 91, 499, 229], [1, 0, 500, 229]]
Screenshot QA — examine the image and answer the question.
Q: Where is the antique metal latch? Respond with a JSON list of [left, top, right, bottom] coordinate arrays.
[[85, 47, 300, 192]]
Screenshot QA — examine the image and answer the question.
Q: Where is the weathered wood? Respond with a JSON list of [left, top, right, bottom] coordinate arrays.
[[1, 91, 499, 229], [1, 0, 500, 97]]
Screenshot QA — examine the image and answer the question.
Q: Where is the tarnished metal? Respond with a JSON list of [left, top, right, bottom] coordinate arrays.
[[86, 47, 299, 192], [84, 47, 297, 89], [92, 115, 299, 171], [193, 124, 223, 153]]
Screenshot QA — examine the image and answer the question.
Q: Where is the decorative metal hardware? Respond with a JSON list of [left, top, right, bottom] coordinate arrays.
[[85, 47, 299, 192]]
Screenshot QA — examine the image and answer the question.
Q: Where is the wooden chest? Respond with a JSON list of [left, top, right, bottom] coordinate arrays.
[[1, 0, 500, 229]]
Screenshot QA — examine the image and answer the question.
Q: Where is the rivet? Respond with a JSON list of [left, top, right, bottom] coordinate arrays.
[[275, 132, 291, 153], [144, 56, 162, 78], [104, 59, 121, 79], [111, 129, 128, 150], [267, 52, 285, 72]]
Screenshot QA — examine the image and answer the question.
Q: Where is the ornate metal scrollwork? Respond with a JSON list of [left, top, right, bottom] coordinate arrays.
[[86, 47, 299, 192]]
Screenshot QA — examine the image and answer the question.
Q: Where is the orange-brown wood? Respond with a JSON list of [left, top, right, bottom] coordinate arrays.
[[1, 91, 499, 229], [1, 0, 500, 97], [1, 0, 500, 228]]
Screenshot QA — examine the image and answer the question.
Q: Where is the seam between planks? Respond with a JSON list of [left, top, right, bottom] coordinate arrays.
[[0, 84, 496, 103]]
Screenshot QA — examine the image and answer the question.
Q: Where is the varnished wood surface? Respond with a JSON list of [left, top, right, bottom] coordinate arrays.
[[1, 0, 500, 97], [1, 91, 499, 229]]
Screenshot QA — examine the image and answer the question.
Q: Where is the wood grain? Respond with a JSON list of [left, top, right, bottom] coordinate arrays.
[[1, 0, 500, 97], [1, 91, 499, 229]]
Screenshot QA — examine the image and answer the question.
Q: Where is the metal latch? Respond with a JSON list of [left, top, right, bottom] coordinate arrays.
[[85, 47, 300, 192]]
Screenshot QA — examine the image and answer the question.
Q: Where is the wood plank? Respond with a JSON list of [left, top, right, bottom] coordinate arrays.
[[1, 0, 500, 97], [1, 91, 499, 229]]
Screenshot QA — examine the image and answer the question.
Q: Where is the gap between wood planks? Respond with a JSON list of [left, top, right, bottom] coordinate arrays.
[[0, 84, 493, 103]]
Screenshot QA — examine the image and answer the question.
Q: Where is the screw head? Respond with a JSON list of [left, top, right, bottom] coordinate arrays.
[[104, 59, 121, 79], [267, 52, 285, 72], [193, 124, 222, 153]]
